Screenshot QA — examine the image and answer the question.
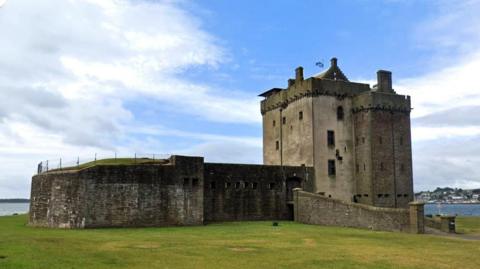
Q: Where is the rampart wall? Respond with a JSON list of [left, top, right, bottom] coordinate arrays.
[[204, 163, 314, 222], [293, 190, 422, 233], [30, 156, 204, 228], [29, 156, 314, 228]]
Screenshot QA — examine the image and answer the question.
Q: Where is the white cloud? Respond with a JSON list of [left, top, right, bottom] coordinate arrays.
[[0, 0, 259, 197]]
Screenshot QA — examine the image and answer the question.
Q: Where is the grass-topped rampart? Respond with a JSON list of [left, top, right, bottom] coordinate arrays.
[[44, 158, 170, 173]]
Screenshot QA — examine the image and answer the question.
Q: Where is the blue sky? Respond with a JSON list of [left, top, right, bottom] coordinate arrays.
[[1, 0, 480, 197]]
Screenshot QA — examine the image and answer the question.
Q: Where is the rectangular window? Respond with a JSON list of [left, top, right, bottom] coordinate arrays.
[[275, 141, 279, 150], [299, 111, 303, 120], [225, 182, 231, 189], [210, 182, 216, 190], [268, 183, 275, 190], [183, 178, 190, 187], [273, 120, 276, 127], [328, 160, 336, 176], [252, 182, 258, 189], [327, 130, 335, 146], [192, 178, 199, 187], [282, 117, 286, 124]]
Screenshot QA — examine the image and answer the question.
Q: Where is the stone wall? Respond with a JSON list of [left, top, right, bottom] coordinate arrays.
[[29, 156, 204, 228], [30, 155, 315, 228], [203, 163, 314, 222], [293, 190, 421, 233], [425, 215, 456, 233]]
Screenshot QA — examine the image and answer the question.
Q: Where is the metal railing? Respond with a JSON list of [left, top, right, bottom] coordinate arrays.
[[37, 153, 171, 174]]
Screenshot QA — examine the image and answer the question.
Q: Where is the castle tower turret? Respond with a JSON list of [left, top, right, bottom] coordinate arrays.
[[260, 58, 413, 208]]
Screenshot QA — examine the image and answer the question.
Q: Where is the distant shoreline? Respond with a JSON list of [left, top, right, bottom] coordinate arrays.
[[0, 199, 30, 203]]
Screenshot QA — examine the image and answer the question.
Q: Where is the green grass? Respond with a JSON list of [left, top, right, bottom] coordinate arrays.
[[456, 216, 480, 235], [0, 215, 479, 269], [50, 158, 168, 172]]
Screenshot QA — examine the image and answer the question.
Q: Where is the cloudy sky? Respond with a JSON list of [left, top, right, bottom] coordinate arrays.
[[0, 0, 479, 197]]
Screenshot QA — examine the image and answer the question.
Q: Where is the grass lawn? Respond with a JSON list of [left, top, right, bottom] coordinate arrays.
[[48, 158, 168, 172], [456, 216, 480, 235], [0, 215, 479, 269]]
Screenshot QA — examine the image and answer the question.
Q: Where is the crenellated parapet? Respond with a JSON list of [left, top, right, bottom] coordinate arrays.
[[260, 77, 370, 115], [352, 91, 412, 114]]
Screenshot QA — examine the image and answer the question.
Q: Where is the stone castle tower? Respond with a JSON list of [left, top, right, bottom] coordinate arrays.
[[260, 58, 413, 208]]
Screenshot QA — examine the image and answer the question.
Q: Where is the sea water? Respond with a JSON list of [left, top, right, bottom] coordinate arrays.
[[424, 203, 480, 216], [0, 203, 29, 216]]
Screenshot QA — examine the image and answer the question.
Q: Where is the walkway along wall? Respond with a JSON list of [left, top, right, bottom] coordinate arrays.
[[293, 189, 424, 233]]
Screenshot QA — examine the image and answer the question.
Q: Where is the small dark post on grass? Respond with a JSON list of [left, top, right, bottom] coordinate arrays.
[[77, 157, 80, 167], [94, 153, 97, 164], [272, 222, 279, 227]]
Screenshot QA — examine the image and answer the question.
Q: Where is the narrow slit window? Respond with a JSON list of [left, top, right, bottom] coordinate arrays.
[[337, 106, 344, 120], [210, 182, 216, 190], [275, 141, 279, 150], [328, 160, 336, 176], [327, 130, 335, 146], [273, 120, 276, 127], [299, 111, 303, 120], [252, 182, 258, 189], [282, 117, 286, 125], [380, 162, 384, 171]]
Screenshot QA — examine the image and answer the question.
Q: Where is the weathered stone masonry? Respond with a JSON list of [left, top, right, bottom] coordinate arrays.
[[260, 58, 413, 208], [30, 155, 314, 228]]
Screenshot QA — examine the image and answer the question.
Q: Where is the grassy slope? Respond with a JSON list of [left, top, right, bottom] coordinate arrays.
[[50, 158, 167, 172], [0, 216, 479, 269], [456, 216, 480, 235]]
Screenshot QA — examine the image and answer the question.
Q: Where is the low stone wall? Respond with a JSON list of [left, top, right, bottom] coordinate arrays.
[[293, 190, 423, 233], [425, 215, 456, 233]]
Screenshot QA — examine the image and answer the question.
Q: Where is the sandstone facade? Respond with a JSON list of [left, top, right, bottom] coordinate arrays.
[[260, 58, 413, 208]]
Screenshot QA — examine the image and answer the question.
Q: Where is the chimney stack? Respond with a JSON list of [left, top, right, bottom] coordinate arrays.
[[377, 70, 392, 92], [295, 66, 304, 82], [330, 57, 338, 67], [288, 79, 295, 87]]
